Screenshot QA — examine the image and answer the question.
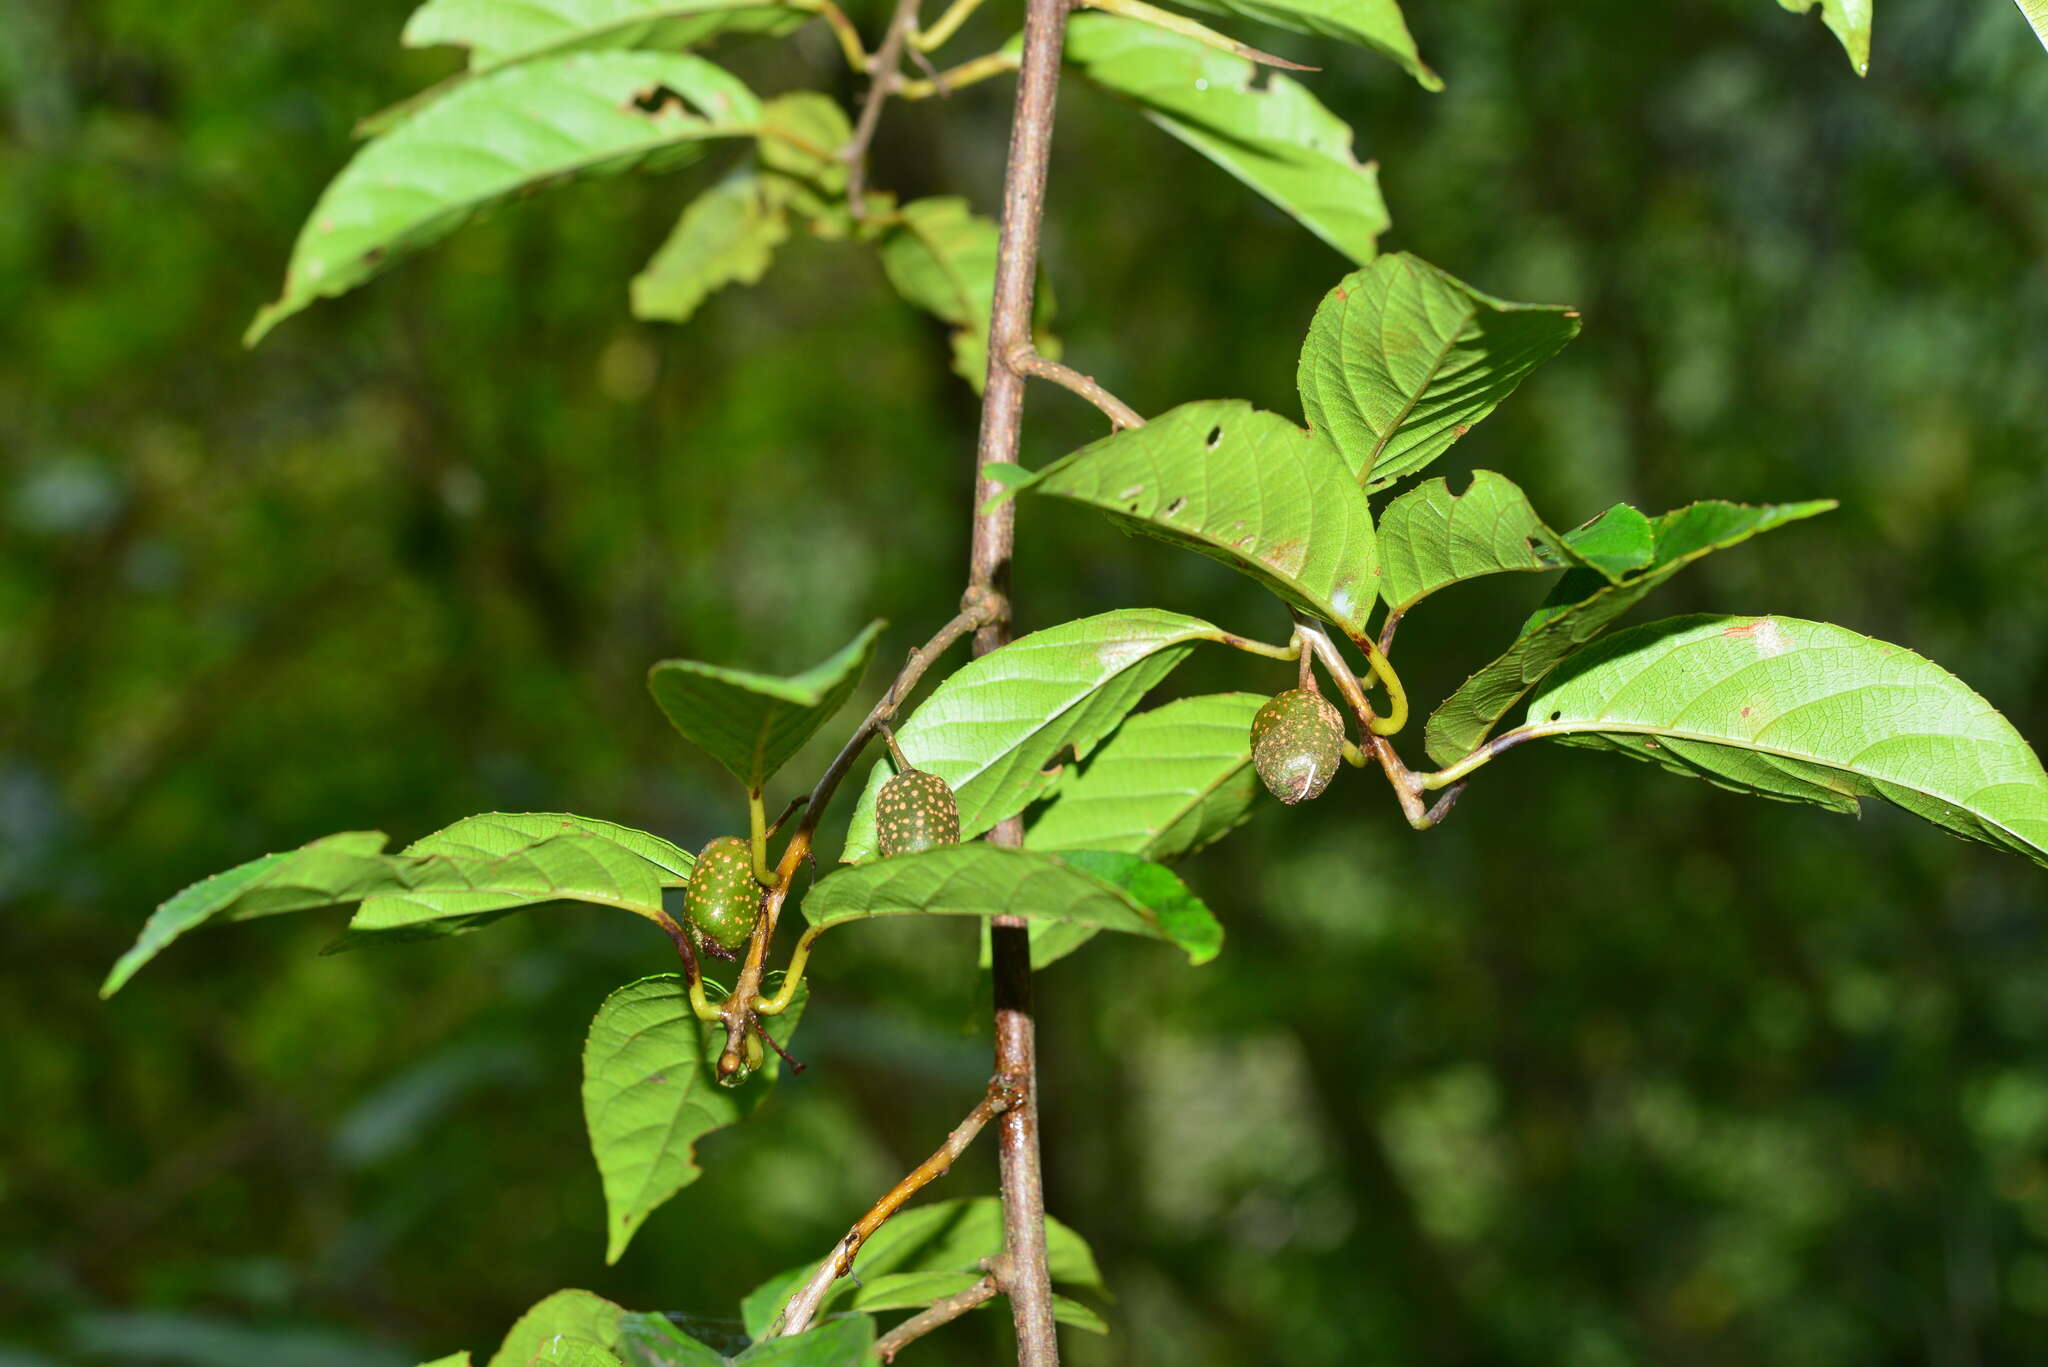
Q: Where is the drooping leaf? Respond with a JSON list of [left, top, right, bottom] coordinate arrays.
[[1555, 502, 1655, 580], [1079, 0, 1320, 70], [632, 172, 789, 322], [1165, 0, 1438, 87], [802, 844, 1222, 963], [1295, 253, 1580, 491], [584, 975, 808, 1263], [1517, 615, 2048, 866], [1066, 15, 1389, 263], [1025, 693, 1266, 859], [1007, 399, 1379, 633], [487, 1291, 625, 1367], [754, 91, 852, 218], [875, 198, 1057, 390], [741, 1198, 1104, 1337], [1376, 470, 1607, 614], [839, 610, 1224, 863], [249, 53, 764, 344], [648, 620, 884, 791], [1423, 499, 1836, 765], [102, 830, 669, 996], [1777, 0, 1872, 75], [728, 1317, 875, 1366]]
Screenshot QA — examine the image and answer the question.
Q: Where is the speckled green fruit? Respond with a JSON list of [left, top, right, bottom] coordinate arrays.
[[686, 836, 759, 953], [875, 768, 961, 857], [1250, 688, 1343, 804]]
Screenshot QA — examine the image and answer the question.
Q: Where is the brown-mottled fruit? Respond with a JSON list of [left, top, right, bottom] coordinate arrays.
[[686, 836, 760, 953], [875, 768, 961, 857], [1250, 688, 1344, 804]]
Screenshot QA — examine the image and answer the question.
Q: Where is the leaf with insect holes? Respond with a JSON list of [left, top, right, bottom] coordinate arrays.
[[1066, 15, 1389, 263], [248, 53, 763, 344], [1296, 253, 1580, 491], [1423, 499, 1837, 764], [1375, 469, 1611, 614], [485, 1291, 626, 1367], [839, 610, 1225, 863], [740, 1198, 1104, 1338], [1778, 0, 1872, 75], [1025, 693, 1266, 860], [102, 830, 671, 997], [632, 171, 789, 323], [876, 197, 1058, 391], [1518, 615, 2048, 865], [648, 620, 883, 791], [1003, 399, 1379, 634], [584, 975, 807, 1263], [1166, 0, 1439, 87], [805, 844, 1221, 962]]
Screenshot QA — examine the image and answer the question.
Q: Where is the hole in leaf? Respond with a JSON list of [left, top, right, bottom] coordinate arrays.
[[627, 83, 693, 117], [1205, 426, 1223, 448], [1548, 710, 1562, 722], [1164, 496, 1187, 516]]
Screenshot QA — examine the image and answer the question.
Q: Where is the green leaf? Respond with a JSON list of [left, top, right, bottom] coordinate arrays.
[[876, 198, 1057, 391], [417, 1356, 474, 1367], [585, 975, 808, 1263], [1423, 499, 1837, 765], [802, 844, 1222, 963], [729, 1318, 875, 1366], [487, 1291, 625, 1367], [1025, 693, 1266, 860], [1008, 399, 1379, 633], [378, 811, 696, 880], [741, 1198, 1103, 1337], [1518, 615, 2048, 866], [1778, 0, 1872, 75], [1067, 14, 1389, 263], [1295, 253, 1580, 491], [614, 1314, 728, 1367], [1053, 1296, 1112, 1334], [2016, 0, 2048, 52], [839, 609, 1224, 863], [1376, 470, 1603, 614], [648, 620, 884, 791], [403, 0, 807, 68], [102, 829, 670, 996], [333, 834, 672, 947], [632, 172, 789, 322], [533, 1340, 624, 1366], [248, 53, 763, 344], [1164, 0, 1438, 87], [1556, 502, 1655, 580]]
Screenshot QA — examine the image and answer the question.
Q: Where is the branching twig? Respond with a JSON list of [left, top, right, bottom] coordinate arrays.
[[845, 0, 922, 221], [1007, 345, 1144, 431], [873, 1274, 1003, 1361], [775, 1081, 1020, 1336], [1295, 617, 1435, 828], [898, 50, 1023, 100]]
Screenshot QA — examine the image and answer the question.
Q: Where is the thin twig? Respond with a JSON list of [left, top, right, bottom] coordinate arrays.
[[1007, 345, 1144, 431], [845, 0, 922, 221], [1377, 606, 1405, 658], [1296, 617, 1432, 828], [873, 1274, 1003, 1361], [776, 1081, 1020, 1336], [966, 0, 1074, 1354], [898, 50, 1022, 100]]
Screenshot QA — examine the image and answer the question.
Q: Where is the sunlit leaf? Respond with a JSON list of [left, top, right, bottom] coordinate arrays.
[[728, 1317, 874, 1366], [875, 198, 1058, 390], [1423, 499, 1835, 765], [1007, 399, 1378, 633], [1067, 14, 1389, 263], [249, 53, 764, 344], [2017, 0, 2048, 51], [1295, 253, 1579, 491], [1777, 0, 1872, 75], [1376, 470, 1601, 614], [487, 1291, 625, 1367], [1025, 693, 1266, 859], [1165, 0, 1438, 86], [741, 1198, 1104, 1337], [648, 620, 884, 791], [403, 0, 807, 68], [804, 844, 1221, 962], [1517, 615, 2048, 865], [585, 975, 807, 1263], [102, 830, 668, 997], [417, 1355, 474, 1367], [632, 172, 788, 322], [534, 1339, 624, 1366], [840, 610, 1224, 863]]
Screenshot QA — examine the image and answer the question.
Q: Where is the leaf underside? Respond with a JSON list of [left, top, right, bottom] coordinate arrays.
[[1164, 0, 1440, 86], [1777, 0, 1873, 75]]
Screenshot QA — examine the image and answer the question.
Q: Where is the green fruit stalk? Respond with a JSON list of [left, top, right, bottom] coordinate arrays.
[[686, 835, 761, 954], [1250, 688, 1344, 804], [875, 767, 961, 857]]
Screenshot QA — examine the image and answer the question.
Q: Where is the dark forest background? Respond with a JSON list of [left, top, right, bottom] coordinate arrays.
[[5, 1, 2048, 1363]]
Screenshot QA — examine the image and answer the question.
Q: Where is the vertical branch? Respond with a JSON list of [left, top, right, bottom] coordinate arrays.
[[966, 0, 1071, 1359]]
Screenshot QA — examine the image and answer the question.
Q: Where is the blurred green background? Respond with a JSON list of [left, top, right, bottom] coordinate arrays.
[[5, 1, 2048, 1363]]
